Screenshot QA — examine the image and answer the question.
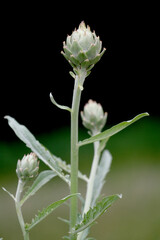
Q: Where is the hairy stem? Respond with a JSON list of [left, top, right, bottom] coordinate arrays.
[[78, 141, 100, 240], [83, 141, 100, 214], [70, 68, 87, 239], [15, 180, 29, 240]]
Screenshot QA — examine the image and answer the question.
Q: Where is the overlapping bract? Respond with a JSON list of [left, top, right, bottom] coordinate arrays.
[[81, 99, 107, 134], [61, 21, 106, 70], [16, 152, 39, 181]]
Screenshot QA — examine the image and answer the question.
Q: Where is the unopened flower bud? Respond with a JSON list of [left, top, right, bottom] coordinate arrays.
[[81, 100, 107, 134], [16, 153, 39, 181], [61, 21, 106, 70]]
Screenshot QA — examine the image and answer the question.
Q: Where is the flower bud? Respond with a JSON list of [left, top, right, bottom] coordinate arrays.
[[61, 21, 106, 70], [16, 153, 39, 181], [81, 100, 107, 134]]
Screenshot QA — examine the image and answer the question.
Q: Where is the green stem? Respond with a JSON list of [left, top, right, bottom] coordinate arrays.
[[15, 180, 29, 240], [70, 68, 87, 239]]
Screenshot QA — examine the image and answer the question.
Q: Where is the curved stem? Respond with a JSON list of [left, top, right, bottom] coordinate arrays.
[[70, 68, 87, 239]]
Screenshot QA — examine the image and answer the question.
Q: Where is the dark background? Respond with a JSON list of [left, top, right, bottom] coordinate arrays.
[[1, 2, 159, 141]]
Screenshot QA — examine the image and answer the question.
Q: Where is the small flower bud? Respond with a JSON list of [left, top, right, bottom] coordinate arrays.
[[16, 153, 39, 181], [81, 99, 107, 135]]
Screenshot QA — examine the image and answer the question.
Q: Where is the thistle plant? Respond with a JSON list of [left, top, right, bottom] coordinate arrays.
[[2, 21, 149, 240]]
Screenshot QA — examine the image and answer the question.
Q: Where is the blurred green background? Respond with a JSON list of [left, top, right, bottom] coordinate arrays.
[[0, 117, 160, 240]]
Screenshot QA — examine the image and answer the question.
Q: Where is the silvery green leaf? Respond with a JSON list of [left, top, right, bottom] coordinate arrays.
[[20, 170, 57, 206], [91, 150, 112, 207], [25, 194, 78, 231], [98, 137, 109, 154], [56, 158, 88, 182], [63, 236, 70, 240], [50, 93, 72, 112], [78, 227, 90, 240], [58, 217, 70, 225], [79, 113, 149, 147], [2, 187, 15, 201], [73, 194, 122, 234], [5, 116, 70, 185]]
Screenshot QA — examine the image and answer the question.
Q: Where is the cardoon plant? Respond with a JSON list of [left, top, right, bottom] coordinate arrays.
[[2, 21, 149, 240]]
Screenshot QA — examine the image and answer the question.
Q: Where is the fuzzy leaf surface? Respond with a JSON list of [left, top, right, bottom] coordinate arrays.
[[79, 113, 149, 147], [74, 194, 121, 234], [2, 187, 15, 201], [5, 116, 70, 185], [86, 238, 96, 240], [56, 157, 88, 182], [20, 170, 57, 206], [91, 150, 112, 207], [25, 194, 78, 231], [50, 93, 72, 112]]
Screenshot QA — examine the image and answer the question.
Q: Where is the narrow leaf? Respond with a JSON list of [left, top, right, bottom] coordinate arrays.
[[58, 217, 70, 225], [78, 227, 90, 240], [86, 238, 96, 240], [56, 158, 88, 182], [20, 170, 57, 206], [79, 113, 149, 147], [50, 93, 72, 112], [25, 194, 78, 231], [91, 150, 112, 207], [5, 116, 70, 185], [98, 137, 109, 154], [2, 187, 15, 201], [74, 194, 122, 234]]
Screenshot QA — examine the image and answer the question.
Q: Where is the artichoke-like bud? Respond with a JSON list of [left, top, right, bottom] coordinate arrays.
[[16, 153, 39, 181], [61, 21, 106, 70], [81, 100, 107, 134]]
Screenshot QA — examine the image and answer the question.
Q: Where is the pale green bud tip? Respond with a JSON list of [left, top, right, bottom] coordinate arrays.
[[62, 21, 106, 70], [81, 99, 107, 134], [16, 152, 39, 181], [79, 21, 87, 30]]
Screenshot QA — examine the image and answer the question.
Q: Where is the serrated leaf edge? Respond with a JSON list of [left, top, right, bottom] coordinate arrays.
[[25, 194, 79, 231], [73, 194, 122, 234]]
